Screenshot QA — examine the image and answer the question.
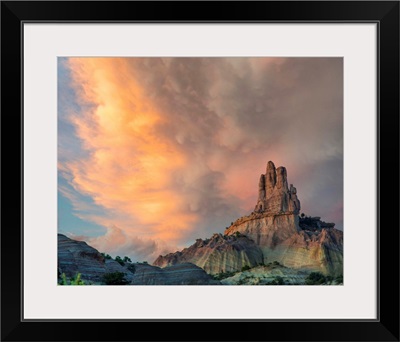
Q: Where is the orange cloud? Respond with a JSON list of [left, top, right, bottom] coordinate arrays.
[[63, 58, 197, 246]]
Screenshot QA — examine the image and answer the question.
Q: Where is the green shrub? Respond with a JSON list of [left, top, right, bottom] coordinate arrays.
[[326, 275, 334, 283], [59, 273, 68, 285], [212, 271, 236, 280], [273, 261, 281, 266], [241, 265, 251, 272], [270, 276, 284, 285], [237, 278, 246, 285], [123, 256, 132, 263], [101, 253, 112, 260], [102, 272, 129, 285], [115, 256, 125, 266], [305, 272, 326, 285], [59, 272, 85, 285], [335, 274, 343, 284], [70, 273, 85, 285], [272, 276, 285, 285]]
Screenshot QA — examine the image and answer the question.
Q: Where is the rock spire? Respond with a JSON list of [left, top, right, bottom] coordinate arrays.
[[254, 161, 300, 214]]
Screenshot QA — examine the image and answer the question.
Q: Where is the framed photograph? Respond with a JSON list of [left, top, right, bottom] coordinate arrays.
[[1, 1, 399, 341]]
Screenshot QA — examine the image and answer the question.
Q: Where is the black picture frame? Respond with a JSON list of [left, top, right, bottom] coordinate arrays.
[[1, 1, 399, 341]]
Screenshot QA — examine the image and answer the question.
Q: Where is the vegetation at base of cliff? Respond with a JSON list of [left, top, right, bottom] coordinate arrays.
[[59, 272, 85, 285], [102, 272, 129, 285], [335, 274, 343, 284], [267, 276, 284, 285], [305, 272, 343, 285], [236, 275, 285, 285], [212, 261, 284, 280], [212, 271, 237, 280]]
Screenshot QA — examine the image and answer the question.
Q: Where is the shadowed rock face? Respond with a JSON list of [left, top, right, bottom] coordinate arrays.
[[58, 233, 127, 282], [153, 233, 264, 274], [58, 234, 219, 285]]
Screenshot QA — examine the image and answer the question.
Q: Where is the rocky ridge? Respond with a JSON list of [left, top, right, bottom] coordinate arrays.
[[58, 234, 219, 285]]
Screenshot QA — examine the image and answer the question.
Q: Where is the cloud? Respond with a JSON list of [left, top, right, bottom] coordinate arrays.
[[59, 57, 343, 260]]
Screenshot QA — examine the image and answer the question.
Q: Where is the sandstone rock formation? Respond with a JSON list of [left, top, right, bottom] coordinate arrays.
[[223, 161, 343, 276], [58, 234, 218, 285], [228, 225, 343, 276], [254, 161, 300, 214], [154, 161, 343, 277], [153, 233, 264, 274]]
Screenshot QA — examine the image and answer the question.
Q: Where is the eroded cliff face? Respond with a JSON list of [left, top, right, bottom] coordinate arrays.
[[224, 212, 300, 247], [154, 161, 343, 277], [224, 215, 343, 275], [153, 233, 264, 274]]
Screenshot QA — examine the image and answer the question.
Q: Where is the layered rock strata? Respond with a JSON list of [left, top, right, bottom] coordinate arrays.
[[58, 234, 219, 285], [131, 263, 220, 285], [153, 233, 264, 274]]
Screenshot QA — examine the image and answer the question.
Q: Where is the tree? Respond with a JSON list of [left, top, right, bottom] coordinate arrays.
[[335, 274, 343, 284], [305, 272, 326, 285], [241, 265, 251, 272], [115, 256, 125, 266], [101, 253, 112, 260], [271, 276, 284, 285], [123, 256, 132, 263], [102, 272, 129, 285]]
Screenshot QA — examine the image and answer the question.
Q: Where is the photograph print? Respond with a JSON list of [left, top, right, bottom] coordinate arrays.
[[58, 57, 343, 286]]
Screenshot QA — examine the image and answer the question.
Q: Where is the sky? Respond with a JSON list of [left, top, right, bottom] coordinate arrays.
[[58, 57, 343, 262]]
